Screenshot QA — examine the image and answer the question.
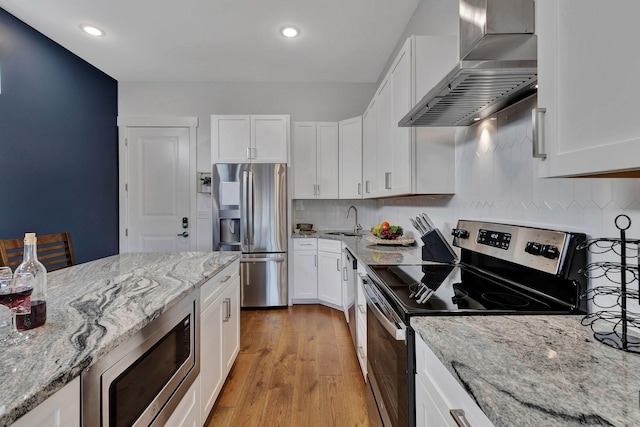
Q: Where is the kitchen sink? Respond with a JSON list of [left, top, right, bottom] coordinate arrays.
[[325, 231, 361, 237]]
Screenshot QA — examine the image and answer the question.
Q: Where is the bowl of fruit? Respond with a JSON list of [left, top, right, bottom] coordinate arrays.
[[371, 222, 404, 240]]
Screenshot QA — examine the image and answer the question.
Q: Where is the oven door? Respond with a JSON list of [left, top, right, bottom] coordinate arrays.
[[364, 276, 409, 427]]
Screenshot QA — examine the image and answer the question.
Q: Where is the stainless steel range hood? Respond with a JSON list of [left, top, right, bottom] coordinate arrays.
[[399, 0, 537, 127]]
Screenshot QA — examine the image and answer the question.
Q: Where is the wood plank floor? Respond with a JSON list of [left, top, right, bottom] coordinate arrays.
[[206, 305, 370, 426]]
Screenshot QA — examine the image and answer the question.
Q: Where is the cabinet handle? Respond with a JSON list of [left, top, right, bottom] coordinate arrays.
[[317, 184, 320, 196], [365, 180, 370, 194], [246, 147, 251, 159], [343, 266, 348, 281], [358, 183, 362, 195], [358, 304, 365, 314], [532, 107, 547, 159], [450, 409, 472, 427], [300, 242, 314, 247], [385, 172, 391, 190], [223, 298, 230, 322], [314, 254, 317, 267], [336, 259, 340, 271], [251, 147, 257, 159], [220, 275, 232, 283], [358, 346, 365, 359], [313, 184, 317, 197]]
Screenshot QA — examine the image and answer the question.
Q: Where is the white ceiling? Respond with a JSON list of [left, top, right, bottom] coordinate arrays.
[[0, 0, 421, 83]]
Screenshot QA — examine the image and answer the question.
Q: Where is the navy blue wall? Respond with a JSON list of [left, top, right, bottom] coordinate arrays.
[[0, 9, 118, 263]]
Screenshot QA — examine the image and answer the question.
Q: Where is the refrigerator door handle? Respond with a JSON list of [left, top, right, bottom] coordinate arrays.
[[248, 170, 254, 248], [242, 170, 250, 247]]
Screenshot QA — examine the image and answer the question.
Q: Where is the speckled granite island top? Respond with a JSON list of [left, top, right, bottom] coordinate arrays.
[[411, 315, 640, 427], [0, 251, 239, 426]]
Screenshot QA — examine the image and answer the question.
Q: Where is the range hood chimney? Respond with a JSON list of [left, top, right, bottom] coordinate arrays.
[[399, 0, 537, 127]]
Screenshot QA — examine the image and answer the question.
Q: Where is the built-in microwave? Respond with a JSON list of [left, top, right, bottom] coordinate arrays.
[[82, 289, 200, 426]]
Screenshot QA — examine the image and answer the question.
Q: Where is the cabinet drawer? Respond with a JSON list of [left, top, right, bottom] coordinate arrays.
[[318, 238, 342, 253], [294, 238, 318, 250], [201, 259, 240, 312]]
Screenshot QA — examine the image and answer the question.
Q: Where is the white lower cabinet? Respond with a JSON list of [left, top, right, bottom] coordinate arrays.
[[200, 259, 241, 424], [292, 238, 343, 309], [355, 265, 367, 378], [415, 334, 494, 427], [317, 239, 343, 309], [292, 238, 319, 300], [11, 377, 80, 427], [166, 375, 201, 427]]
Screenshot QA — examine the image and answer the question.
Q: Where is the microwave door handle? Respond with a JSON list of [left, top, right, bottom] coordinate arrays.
[[363, 283, 406, 341]]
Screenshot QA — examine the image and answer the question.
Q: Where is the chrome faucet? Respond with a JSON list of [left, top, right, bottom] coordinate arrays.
[[346, 205, 362, 235]]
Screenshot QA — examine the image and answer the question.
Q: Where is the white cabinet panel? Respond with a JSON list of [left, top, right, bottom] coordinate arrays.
[[292, 122, 317, 198], [316, 122, 339, 199], [212, 115, 289, 164], [389, 40, 412, 196], [221, 281, 240, 376], [415, 334, 494, 427], [339, 116, 363, 199], [317, 249, 342, 308], [362, 99, 378, 198], [292, 122, 338, 199], [292, 239, 318, 300], [11, 377, 80, 427], [535, 0, 640, 177], [166, 376, 200, 427]]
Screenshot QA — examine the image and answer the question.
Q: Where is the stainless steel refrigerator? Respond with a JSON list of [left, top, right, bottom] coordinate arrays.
[[212, 163, 287, 307]]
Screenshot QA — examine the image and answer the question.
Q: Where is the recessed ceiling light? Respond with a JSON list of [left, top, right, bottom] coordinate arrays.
[[280, 26, 300, 38], [80, 25, 105, 37]]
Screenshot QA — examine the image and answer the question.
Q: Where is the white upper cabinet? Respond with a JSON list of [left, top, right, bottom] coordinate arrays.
[[292, 122, 339, 199], [211, 115, 289, 164], [339, 116, 363, 199], [535, 0, 640, 177], [371, 36, 458, 197], [362, 99, 378, 198]]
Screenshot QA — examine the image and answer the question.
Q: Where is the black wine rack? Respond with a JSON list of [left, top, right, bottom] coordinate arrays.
[[578, 214, 640, 354]]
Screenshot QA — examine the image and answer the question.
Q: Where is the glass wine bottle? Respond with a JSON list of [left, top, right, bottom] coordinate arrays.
[[14, 232, 47, 330]]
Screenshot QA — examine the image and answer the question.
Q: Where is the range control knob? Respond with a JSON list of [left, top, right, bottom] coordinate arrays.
[[525, 242, 561, 259], [451, 228, 470, 239], [542, 245, 560, 259], [525, 241, 543, 255]]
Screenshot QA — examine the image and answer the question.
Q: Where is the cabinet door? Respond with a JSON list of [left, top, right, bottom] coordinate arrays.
[[251, 115, 288, 163], [415, 376, 457, 427], [317, 250, 342, 308], [376, 76, 393, 197], [316, 122, 339, 199], [362, 99, 378, 198], [339, 116, 363, 199], [11, 377, 80, 427], [292, 122, 318, 198], [536, 0, 640, 177], [211, 115, 251, 163], [293, 248, 318, 299], [389, 39, 412, 196], [222, 278, 241, 375], [165, 376, 200, 427], [200, 293, 223, 421]]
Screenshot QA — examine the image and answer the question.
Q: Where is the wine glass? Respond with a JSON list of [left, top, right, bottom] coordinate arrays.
[[0, 267, 12, 329], [0, 271, 33, 344]]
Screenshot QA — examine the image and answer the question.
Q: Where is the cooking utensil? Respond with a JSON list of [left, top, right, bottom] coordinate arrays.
[[416, 215, 431, 234], [420, 213, 435, 231], [297, 223, 313, 231], [410, 218, 425, 235]]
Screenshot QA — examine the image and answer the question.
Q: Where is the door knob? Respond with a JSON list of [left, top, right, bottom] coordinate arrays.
[[177, 231, 189, 237]]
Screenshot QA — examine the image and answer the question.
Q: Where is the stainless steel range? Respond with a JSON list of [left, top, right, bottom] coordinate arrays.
[[363, 220, 588, 427]]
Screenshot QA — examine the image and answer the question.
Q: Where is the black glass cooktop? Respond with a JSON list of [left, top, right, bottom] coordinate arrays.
[[368, 263, 578, 321]]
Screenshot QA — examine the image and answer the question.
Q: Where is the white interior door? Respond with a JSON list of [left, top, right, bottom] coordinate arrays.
[[124, 126, 193, 252]]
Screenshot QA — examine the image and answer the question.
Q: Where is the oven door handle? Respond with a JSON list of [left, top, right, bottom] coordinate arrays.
[[363, 280, 406, 341]]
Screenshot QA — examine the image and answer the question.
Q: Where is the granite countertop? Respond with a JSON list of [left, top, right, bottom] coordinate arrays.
[[411, 315, 640, 427], [0, 251, 239, 426], [292, 230, 432, 265]]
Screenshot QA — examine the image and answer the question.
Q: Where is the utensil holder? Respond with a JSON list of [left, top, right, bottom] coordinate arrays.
[[578, 214, 640, 354], [421, 229, 457, 263]]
